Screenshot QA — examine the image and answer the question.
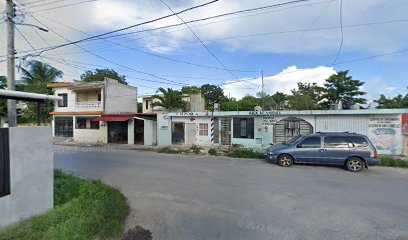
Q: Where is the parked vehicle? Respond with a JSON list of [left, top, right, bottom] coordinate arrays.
[[265, 132, 380, 172]]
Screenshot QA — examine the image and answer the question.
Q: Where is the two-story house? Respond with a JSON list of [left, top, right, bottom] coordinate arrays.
[[48, 78, 138, 144]]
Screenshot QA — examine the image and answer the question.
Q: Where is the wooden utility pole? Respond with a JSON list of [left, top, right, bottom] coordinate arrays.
[[6, 0, 17, 127]]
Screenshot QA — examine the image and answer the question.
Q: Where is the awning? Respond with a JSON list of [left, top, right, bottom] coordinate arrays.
[[92, 116, 132, 122]]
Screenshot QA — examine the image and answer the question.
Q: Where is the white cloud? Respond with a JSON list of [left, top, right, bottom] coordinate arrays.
[[362, 75, 396, 102], [223, 65, 336, 99]]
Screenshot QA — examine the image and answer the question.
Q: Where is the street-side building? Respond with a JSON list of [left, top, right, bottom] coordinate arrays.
[[157, 109, 408, 155], [48, 78, 139, 144]]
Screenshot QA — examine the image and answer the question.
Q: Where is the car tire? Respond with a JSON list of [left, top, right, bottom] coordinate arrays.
[[346, 157, 364, 172], [278, 154, 293, 167]]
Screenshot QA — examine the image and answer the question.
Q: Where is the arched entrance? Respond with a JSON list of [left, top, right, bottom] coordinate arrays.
[[273, 117, 313, 144]]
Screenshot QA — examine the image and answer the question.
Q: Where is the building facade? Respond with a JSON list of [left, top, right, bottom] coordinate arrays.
[[157, 109, 408, 155], [49, 78, 139, 144], [142, 94, 205, 113]]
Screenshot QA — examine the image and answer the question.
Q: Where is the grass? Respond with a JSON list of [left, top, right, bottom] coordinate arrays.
[[0, 170, 129, 240], [226, 149, 264, 159], [208, 148, 218, 156], [190, 145, 202, 154], [380, 156, 408, 168], [158, 146, 183, 154]]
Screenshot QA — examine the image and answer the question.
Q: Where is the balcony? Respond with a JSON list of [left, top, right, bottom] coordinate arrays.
[[75, 101, 102, 109]]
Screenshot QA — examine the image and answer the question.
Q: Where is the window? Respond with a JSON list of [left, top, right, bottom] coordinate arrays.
[[199, 123, 208, 136], [298, 137, 321, 148], [58, 93, 68, 107], [97, 94, 101, 102], [90, 121, 100, 130], [233, 118, 254, 139], [324, 136, 349, 148], [348, 136, 368, 148], [76, 118, 87, 129], [146, 100, 150, 110]]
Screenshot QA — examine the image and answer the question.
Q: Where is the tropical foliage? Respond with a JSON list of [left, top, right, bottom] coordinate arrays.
[[152, 87, 187, 111], [375, 88, 408, 109], [80, 69, 127, 85]]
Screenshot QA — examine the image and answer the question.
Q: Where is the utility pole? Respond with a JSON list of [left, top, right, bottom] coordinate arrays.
[[261, 70, 265, 111], [6, 0, 17, 127]]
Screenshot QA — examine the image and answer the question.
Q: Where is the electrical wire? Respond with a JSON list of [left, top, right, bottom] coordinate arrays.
[[332, 0, 343, 65], [30, 0, 101, 13]]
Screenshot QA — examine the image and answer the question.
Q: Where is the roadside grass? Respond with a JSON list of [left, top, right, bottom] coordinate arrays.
[[208, 148, 219, 156], [158, 146, 183, 154], [380, 156, 408, 168], [0, 170, 129, 240], [226, 149, 264, 159]]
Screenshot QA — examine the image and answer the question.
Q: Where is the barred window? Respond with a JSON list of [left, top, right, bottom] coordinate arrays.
[[199, 123, 209, 136]]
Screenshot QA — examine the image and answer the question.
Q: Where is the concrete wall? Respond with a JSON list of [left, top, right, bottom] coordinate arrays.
[[170, 116, 213, 146], [0, 127, 53, 228], [157, 114, 172, 146], [53, 87, 104, 113], [104, 78, 137, 114], [143, 119, 157, 146]]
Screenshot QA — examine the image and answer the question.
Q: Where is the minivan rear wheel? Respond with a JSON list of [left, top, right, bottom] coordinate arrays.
[[346, 157, 364, 172], [278, 154, 293, 167]]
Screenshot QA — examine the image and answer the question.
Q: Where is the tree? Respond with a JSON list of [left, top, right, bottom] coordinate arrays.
[[181, 86, 201, 95], [80, 69, 127, 85], [152, 88, 187, 112], [321, 70, 367, 109], [287, 83, 324, 110], [258, 91, 287, 110], [18, 60, 63, 123], [375, 89, 408, 109], [200, 84, 226, 110]]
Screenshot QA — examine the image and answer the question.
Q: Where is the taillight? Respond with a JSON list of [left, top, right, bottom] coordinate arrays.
[[374, 148, 379, 158]]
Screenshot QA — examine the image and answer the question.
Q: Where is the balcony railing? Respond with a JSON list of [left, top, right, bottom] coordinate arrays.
[[75, 101, 102, 109]]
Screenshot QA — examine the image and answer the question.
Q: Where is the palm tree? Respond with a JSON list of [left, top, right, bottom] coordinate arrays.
[[152, 88, 187, 112], [18, 60, 63, 123]]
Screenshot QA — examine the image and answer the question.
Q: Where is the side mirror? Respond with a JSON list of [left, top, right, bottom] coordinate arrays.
[[297, 144, 303, 148]]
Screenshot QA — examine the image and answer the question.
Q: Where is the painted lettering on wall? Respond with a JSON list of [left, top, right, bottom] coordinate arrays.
[[261, 116, 278, 126], [368, 115, 402, 154], [249, 111, 281, 116]]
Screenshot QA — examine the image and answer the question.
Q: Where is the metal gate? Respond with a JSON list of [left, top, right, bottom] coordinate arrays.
[[0, 128, 10, 198], [213, 117, 220, 144], [54, 117, 73, 137], [220, 118, 231, 145], [273, 117, 313, 144]]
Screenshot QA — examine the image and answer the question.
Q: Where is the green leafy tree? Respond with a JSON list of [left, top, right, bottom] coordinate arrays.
[[152, 88, 187, 112], [258, 91, 287, 110], [200, 84, 226, 110], [18, 60, 63, 123], [80, 69, 127, 85], [287, 83, 325, 110], [321, 70, 367, 109], [181, 86, 201, 95], [375, 89, 408, 109]]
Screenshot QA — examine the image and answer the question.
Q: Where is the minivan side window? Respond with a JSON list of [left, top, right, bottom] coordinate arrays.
[[298, 137, 321, 148], [348, 136, 368, 148], [324, 136, 349, 148]]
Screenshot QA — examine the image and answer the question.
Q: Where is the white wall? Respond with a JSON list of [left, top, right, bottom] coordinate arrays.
[[157, 114, 172, 146], [168, 116, 213, 146], [104, 78, 137, 114], [143, 119, 157, 146], [53, 88, 104, 113], [73, 116, 108, 143], [0, 127, 53, 228]]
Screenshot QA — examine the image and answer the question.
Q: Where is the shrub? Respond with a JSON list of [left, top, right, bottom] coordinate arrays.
[[208, 148, 218, 156], [0, 170, 129, 240], [158, 147, 182, 154], [226, 149, 264, 159], [380, 156, 408, 168], [190, 145, 202, 154]]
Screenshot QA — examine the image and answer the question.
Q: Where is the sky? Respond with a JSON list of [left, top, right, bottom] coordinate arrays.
[[0, 0, 407, 104]]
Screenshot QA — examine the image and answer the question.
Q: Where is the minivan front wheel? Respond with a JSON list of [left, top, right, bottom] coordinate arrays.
[[278, 154, 293, 167], [346, 157, 364, 172]]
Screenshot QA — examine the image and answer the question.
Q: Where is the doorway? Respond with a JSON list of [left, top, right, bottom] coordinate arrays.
[[134, 119, 144, 145], [108, 122, 128, 144], [54, 117, 73, 137], [172, 122, 185, 144], [185, 123, 196, 145]]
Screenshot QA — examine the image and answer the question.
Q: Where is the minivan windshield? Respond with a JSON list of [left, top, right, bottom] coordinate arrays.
[[283, 135, 302, 145]]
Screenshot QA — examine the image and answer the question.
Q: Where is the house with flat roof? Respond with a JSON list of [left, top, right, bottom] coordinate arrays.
[[48, 78, 142, 144], [156, 109, 408, 155]]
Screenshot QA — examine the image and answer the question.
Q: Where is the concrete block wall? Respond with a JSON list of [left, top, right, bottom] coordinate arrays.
[[0, 127, 54, 228]]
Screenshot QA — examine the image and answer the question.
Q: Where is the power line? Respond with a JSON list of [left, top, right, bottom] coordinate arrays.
[[26, 0, 75, 8], [158, 0, 258, 89], [30, 0, 101, 13], [332, 0, 343, 65], [14, 25, 48, 63]]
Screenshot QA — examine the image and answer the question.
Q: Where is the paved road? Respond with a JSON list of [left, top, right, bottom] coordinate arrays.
[[54, 146, 408, 240]]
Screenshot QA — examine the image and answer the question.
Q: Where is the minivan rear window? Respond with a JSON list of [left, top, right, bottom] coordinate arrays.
[[348, 136, 368, 148], [324, 136, 349, 148]]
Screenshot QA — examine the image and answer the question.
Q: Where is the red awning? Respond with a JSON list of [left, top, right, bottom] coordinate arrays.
[[92, 116, 132, 122]]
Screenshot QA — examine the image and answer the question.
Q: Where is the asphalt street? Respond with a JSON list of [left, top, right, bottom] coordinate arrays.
[[54, 146, 408, 240]]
